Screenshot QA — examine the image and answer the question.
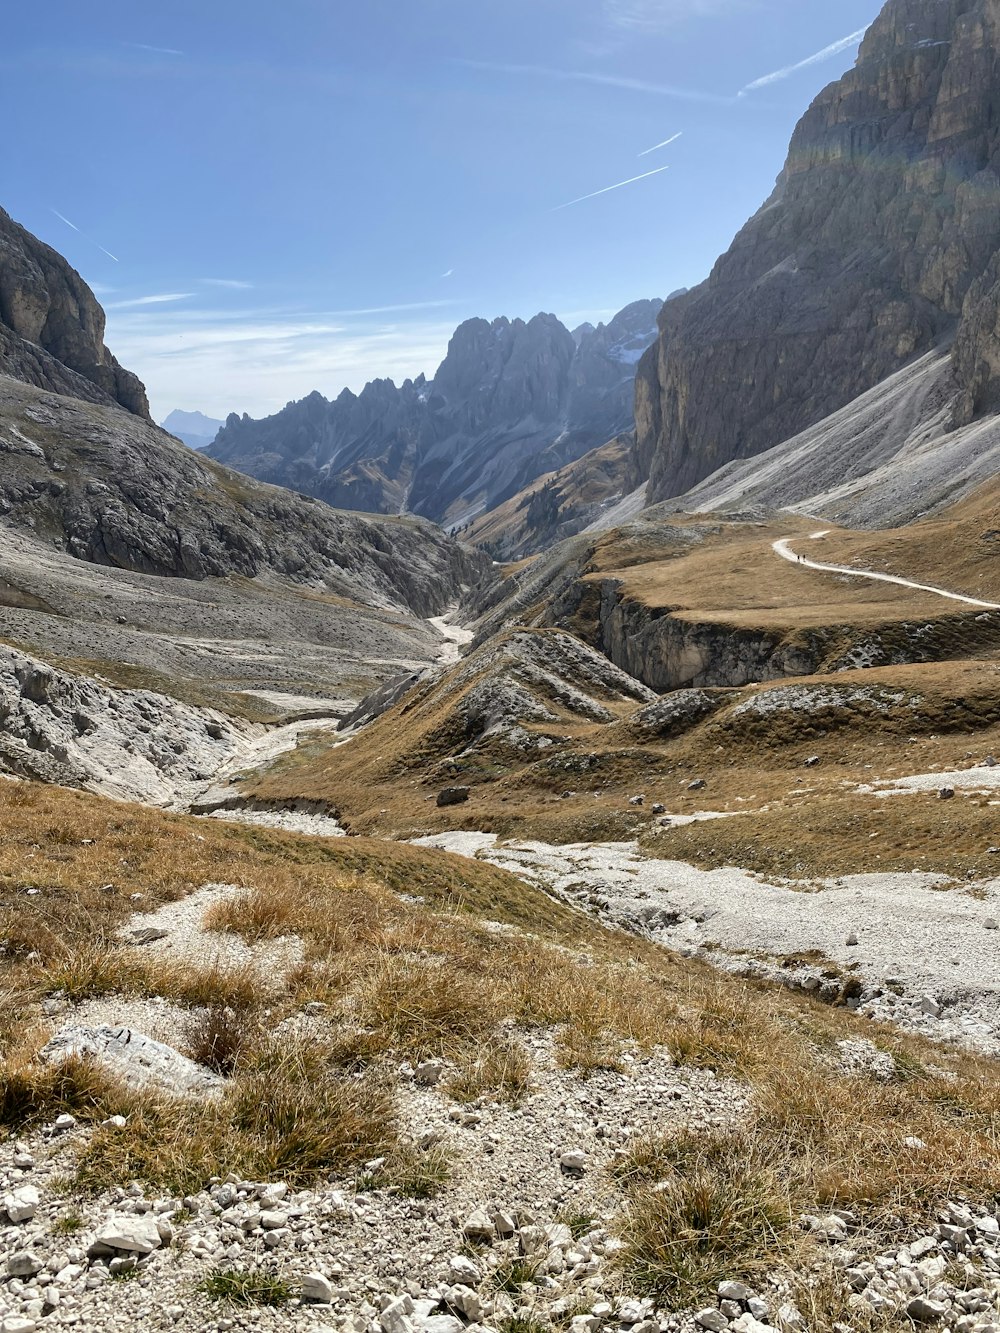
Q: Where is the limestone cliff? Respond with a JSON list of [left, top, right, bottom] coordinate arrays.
[[641, 0, 1000, 504], [0, 208, 149, 418], [210, 300, 661, 525]]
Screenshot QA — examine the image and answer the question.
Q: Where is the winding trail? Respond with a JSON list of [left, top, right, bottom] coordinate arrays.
[[773, 533, 1000, 610]]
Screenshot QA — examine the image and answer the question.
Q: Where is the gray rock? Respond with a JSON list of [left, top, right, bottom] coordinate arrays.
[[301, 1273, 334, 1304], [40, 1025, 223, 1098], [907, 1298, 949, 1323], [2, 1184, 39, 1223], [695, 1310, 729, 1331], [6, 1251, 43, 1278], [437, 786, 471, 808], [94, 1215, 163, 1254]]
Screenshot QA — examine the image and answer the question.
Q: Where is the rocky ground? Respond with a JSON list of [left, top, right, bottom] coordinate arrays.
[[414, 822, 1000, 1057]]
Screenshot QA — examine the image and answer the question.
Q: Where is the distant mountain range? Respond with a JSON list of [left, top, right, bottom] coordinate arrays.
[[161, 409, 225, 451], [208, 299, 661, 526]]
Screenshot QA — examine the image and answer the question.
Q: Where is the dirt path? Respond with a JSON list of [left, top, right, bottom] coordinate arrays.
[[773, 533, 1000, 610]]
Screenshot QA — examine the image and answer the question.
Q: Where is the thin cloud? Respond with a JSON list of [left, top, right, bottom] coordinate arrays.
[[323, 301, 458, 317], [50, 208, 119, 262], [459, 60, 730, 105], [554, 164, 670, 211], [200, 278, 254, 290], [441, 269, 455, 279], [638, 131, 683, 158], [105, 305, 460, 420], [606, 0, 752, 30], [126, 42, 185, 56], [106, 293, 194, 309], [739, 28, 866, 95]]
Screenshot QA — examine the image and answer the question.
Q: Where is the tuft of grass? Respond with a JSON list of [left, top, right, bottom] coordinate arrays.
[[198, 1267, 293, 1307], [356, 1143, 453, 1199], [557, 1209, 598, 1240], [52, 1211, 84, 1235], [490, 1256, 542, 1293], [182, 1005, 254, 1076], [69, 1036, 396, 1195], [446, 1038, 533, 1104], [614, 1130, 794, 1307]]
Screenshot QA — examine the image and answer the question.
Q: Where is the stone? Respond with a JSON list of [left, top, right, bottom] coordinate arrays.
[[448, 1255, 481, 1284], [462, 1209, 495, 1243], [629, 794, 645, 806], [907, 1298, 949, 1323], [40, 1025, 223, 1098], [259, 1210, 288, 1230], [846, 933, 859, 947], [415, 1059, 446, 1086], [695, 1310, 729, 1331], [302, 1273, 335, 1304], [719, 1282, 755, 1303], [570, 1319, 601, 1333], [804, 756, 821, 768], [6, 1252, 43, 1278], [437, 787, 471, 808], [688, 779, 707, 791], [443, 1286, 485, 1322], [3, 1185, 39, 1223], [381, 1295, 416, 1333], [559, 1149, 588, 1172], [920, 996, 942, 1019], [422, 1321, 463, 1333], [651, 803, 667, 815], [810, 1214, 849, 1242], [939, 788, 956, 801], [1, 1319, 38, 1333], [94, 1215, 163, 1254]]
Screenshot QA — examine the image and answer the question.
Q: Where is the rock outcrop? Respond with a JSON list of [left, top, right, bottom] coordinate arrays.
[[209, 300, 661, 525], [0, 207, 149, 418], [639, 0, 1000, 504], [0, 375, 490, 613], [0, 643, 243, 804]]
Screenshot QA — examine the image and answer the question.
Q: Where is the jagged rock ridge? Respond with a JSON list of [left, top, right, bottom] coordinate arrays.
[[637, 0, 1000, 504], [0, 207, 149, 418], [209, 300, 661, 525]]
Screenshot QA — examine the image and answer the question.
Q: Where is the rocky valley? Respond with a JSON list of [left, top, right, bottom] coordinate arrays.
[[5, 1, 1000, 1333]]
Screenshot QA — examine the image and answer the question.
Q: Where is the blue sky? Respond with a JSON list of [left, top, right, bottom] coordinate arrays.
[[3, 0, 883, 421]]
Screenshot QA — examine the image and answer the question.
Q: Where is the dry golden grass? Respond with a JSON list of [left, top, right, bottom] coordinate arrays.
[[813, 476, 1000, 603], [3, 777, 1000, 1298]]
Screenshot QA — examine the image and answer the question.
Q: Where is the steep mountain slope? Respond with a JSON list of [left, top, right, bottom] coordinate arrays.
[[162, 409, 224, 450], [0, 375, 487, 611], [209, 299, 661, 525], [637, 0, 1000, 505], [465, 433, 634, 559], [0, 209, 493, 719], [0, 207, 148, 419], [677, 349, 1000, 527]]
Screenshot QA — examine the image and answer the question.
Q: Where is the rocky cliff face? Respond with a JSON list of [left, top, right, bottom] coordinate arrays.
[[0, 376, 490, 615], [640, 0, 1000, 504], [0, 208, 149, 418], [209, 300, 661, 525]]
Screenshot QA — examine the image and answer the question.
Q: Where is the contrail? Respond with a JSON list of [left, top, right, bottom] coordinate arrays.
[[739, 28, 866, 95], [459, 60, 731, 105], [638, 131, 682, 158], [51, 208, 120, 261], [51, 209, 79, 232], [554, 164, 669, 211], [127, 43, 185, 56]]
